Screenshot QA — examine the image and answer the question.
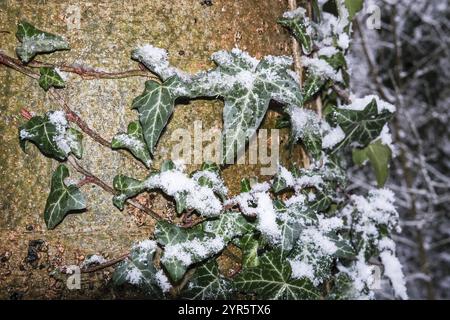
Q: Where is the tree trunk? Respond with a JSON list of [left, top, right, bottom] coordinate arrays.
[[0, 0, 298, 298]]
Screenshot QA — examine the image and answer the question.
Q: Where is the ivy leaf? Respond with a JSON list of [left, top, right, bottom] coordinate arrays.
[[38, 67, 65, 91], [303, 73, 325, 102], [112, 174, 146, 210], [182, 260, 232, 300], [155, 221, 224, 282], [238, 234, 262, 268], [240, 178, 251, 193], [218, 55, 302, 163], [112, 121, 152, 168], [234, 249, 321, 299], [272, 175, 287, 193], [203, 211, 254, 242], [327, 232, 357, 259], [19, 111, 82, 161], [44, 165, 86, 229], [132, 76, 188, 154], [327, 99, 393, 151], [113, 242, 164, 298], [344, 0, 364, 19], [278, 14, 313, 55], [352, 140, 392, 187], [16, 21, 70, 63]]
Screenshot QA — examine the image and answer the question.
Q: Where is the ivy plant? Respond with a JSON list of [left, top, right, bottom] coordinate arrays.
[[5, 0, 407, 300]]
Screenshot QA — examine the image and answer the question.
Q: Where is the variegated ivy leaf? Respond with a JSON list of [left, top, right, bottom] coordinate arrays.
[[38, 67, 65, 91], [182, 260, 232, 300], [203, 211, 254, 242], [278, 10, 312, 55], [327, 99, 393, 152], [238, 233, 262, 268], [132, 76, 189, 155], [155, 221, 225, 282], [234, 249, 321, 299], [112, 121, 152, 168], [113, 240, 165, 298], [352, 140, 392, 187], [133, 46, 303, 163], [44, 165, 86, 229], [16, 21, 70, 63], [19, 111, 83, 161]]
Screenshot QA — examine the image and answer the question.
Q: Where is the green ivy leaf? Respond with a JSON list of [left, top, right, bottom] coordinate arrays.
[[234, 250, 321, 299], [303, 73, 326, 102], [203, 211, 254, 242], [240, 178, 251, 193], [352, 140, 392, 187], [238, 234, 262, 268], [327, 99, 393, 151], [182, 260, 232, 300], [278, 15, 313, 55], [44, 165, 86, 229], [112, 121, 152, 168], [344, 0, 364, 19], [112, 174, 146, 210], [113, 242, 164, 298], [38, 67, 65, 91], [16, 21, 69, 63], [132, 76, 188, 154], [19, 111, 82, 160], [272, 176, 287, 193], [155, 221, 224, 282]]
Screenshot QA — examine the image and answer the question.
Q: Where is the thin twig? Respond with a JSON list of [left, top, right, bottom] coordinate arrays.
[[288, 0, 303, 87], [67, 155, 162, 221], [332, 83, 352, 104], [81, 253, 130, 273]]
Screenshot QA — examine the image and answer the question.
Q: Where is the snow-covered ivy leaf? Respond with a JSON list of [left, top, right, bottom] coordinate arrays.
[[278, 12, 312, 55], [303, 73, 325, 102], [203, 211, 254, 242], [38, 67, 65, 91], [132, 76, 188, 154], [182, 260, 232, 300], [272, 175, 287, 193], [112, 121, 152, 168], [19, 111, 82, 161], [327, 232, 356, 259], [327, 99, 393, 151], [352, 140, 392, 187], [113, 240, 164, 298], [234, 249, 321, 299], [155, 221, 225, 282], [16, 21, 69, 63], [44, 164, 86, 229]]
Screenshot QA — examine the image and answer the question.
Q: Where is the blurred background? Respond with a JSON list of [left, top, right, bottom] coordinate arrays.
[[348, 0, 449, 299]]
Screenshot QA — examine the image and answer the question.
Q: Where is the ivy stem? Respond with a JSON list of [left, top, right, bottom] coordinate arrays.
[[20, 108, 33, 120], [80, 253, 130, 273], [67, 155, 162, 221], [288, 0, 303, 87], [0, 50, 158, 81], [331, 84, 352, 104]]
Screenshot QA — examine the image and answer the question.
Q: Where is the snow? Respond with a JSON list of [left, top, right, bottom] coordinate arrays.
[[379, 250, 408, 299], [162, 236, 225, 266], [115, 133, 145, 150], [302, 57, 343, 82], [54, 67, 68, 81], [48, 110, 74, 154], [255, 192, 281, 242], [289, 260, 315, 282], [134, 239, 157, 252], [145, 169, 223, 217], [342, 95, 396, 113], [289, 107, 321, 140], [379, 124, 396, 153], [322, 126, 345, 149], [155, 269, 172, 293], [282, 7, 307, 19], [318, 46, 339, 57], [126, 266, 143, 285], [19, 129, 34, 139], [82, 254, 107, 267]]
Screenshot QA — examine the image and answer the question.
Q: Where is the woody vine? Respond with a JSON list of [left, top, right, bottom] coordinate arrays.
[[0, 0, 408, 299]]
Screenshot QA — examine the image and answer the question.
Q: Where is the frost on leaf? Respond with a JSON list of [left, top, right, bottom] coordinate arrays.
[[19, 111, 83, 161], [155, 221, 225, 281], [234, 249, 321, 300], [182, 260, 232, 300], [44, 165, 86, 229], [16, 21, 69, 63], [112, 121, 152, 168], [327, 98, 393, 151], [113, 239, 166, 298], [38, 67, 65, 91], [113, 164, 223, 217]]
